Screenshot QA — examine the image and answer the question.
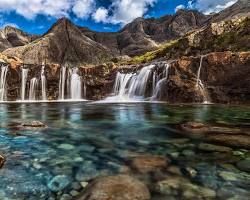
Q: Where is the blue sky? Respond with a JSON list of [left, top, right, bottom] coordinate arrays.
[[0, 0, 237, 34]]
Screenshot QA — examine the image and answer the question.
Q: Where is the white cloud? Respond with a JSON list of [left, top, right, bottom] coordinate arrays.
[[188, 0, 237, 14], [72, 0, 95, 19], [175, 4, 186, 12], [0, 0, 96, 20], [109, 0, 158, 24], [92, 0, 158, 25], [92, 7, 108, 23]]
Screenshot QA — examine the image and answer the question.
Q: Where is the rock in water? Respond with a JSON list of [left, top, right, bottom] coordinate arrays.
[[22, 121, 47, 127], [17, 121, 47, 130], [130, 155, 169, 174], [77, 175, 150, 200], [0, 154, 5, 168], [47, 175, 70, 192]]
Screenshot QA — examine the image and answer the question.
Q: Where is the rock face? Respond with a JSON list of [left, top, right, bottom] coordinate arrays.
[[77, 175, 151, 200], [158, 51, 250, 103]]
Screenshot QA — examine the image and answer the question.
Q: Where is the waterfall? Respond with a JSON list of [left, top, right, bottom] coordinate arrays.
[[70, 68, 82, 100], [29, 78, 38, 100], [59, 66, 67, 100], [196, 56, 209, 103], [151, 64, 170, 100], [83, 81, 87, 99], [0, 64, 8, 101], [21, 68, 29, 101], [105, 63, 171, 102], [41, 64, 47, 100]]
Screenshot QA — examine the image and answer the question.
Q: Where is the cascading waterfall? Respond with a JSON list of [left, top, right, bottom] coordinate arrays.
[[29, 78, 38, 100], [59, 66, 67, 100], [69, 68, 82, 100], [41, 64, 47, 100], [0, 64, 8, 101], [105, 63, 170, 101], [83, 81, 87, 99], [151, 64, 170, 100], [21, 68, 29, 101], [196, 56, 209, 103]]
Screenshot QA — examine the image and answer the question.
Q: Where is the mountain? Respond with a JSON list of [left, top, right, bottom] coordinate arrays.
[[3, 18, 112, 65], [1, 0, 250, 65], [212, 0, 250, 22], [0, 26, 37, 52]]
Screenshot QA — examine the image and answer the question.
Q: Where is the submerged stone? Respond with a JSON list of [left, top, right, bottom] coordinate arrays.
[[198, 143, 232, 152], [48, 175, 70, 192], [58, 144, 75, 150], [236, 158, 250, 172], [77, 175, 150, 200], [130, 155, 169, 174]]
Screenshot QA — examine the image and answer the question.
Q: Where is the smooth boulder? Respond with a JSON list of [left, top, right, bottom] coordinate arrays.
[[77, 175, 151, 200]]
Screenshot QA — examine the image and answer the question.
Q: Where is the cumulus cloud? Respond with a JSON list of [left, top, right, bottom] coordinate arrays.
[[72, 0, 95, 19], [188, 0, 237, 14], [0, 0, 95, 19], [92, 7, 108, 23], [92, 0, 158, 25], [175, 4, 186, 12]]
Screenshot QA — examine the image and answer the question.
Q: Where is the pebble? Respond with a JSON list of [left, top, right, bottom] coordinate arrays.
[[58, 144, 75, 150]]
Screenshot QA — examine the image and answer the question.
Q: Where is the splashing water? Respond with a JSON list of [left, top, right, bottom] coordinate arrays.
[[21, 68, 29, 101], [0, 64, 8, 101], [29, 78, 38, 100], [69, 68, 82, 100], [104, 63, 170, 102]]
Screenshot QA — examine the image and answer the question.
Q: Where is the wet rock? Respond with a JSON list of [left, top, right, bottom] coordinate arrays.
[[0, 154, 5, 168], [20, 121, 47, 128], [178, 122, 250, 149], [60, 194, 73, 200], [236, 158, 250, 172], [198, 143, 232, 152], [181, 149, 195, 157], [219, 171, 238, 181], [156, 175, 216, 199], [130, 155, 169, 174], [77, 175, 150, 200], [48, 175, 70, 192], [167, 165, 182, 176]]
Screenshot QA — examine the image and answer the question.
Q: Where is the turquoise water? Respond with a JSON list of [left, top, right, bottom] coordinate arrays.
[[0, 103, 250, 200]]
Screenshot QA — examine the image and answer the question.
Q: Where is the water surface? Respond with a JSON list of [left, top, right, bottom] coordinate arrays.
[[0, 103, 250, 200]]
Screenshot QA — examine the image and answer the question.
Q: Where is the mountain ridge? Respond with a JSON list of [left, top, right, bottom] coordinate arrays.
[[1, 0, 250, 65]]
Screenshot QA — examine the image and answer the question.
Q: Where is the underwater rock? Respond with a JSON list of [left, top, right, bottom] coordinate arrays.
[[18, 121, 47, 130], [77, 175, 150, 200], [236, 158, 250, 172], [48, 175, 70, 192], [130, 155, 169, 174], [177, 122, 250, 149], [155, 175, 216, 199], [198, 143, 232, 152], [0, 154, 5, 168]]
